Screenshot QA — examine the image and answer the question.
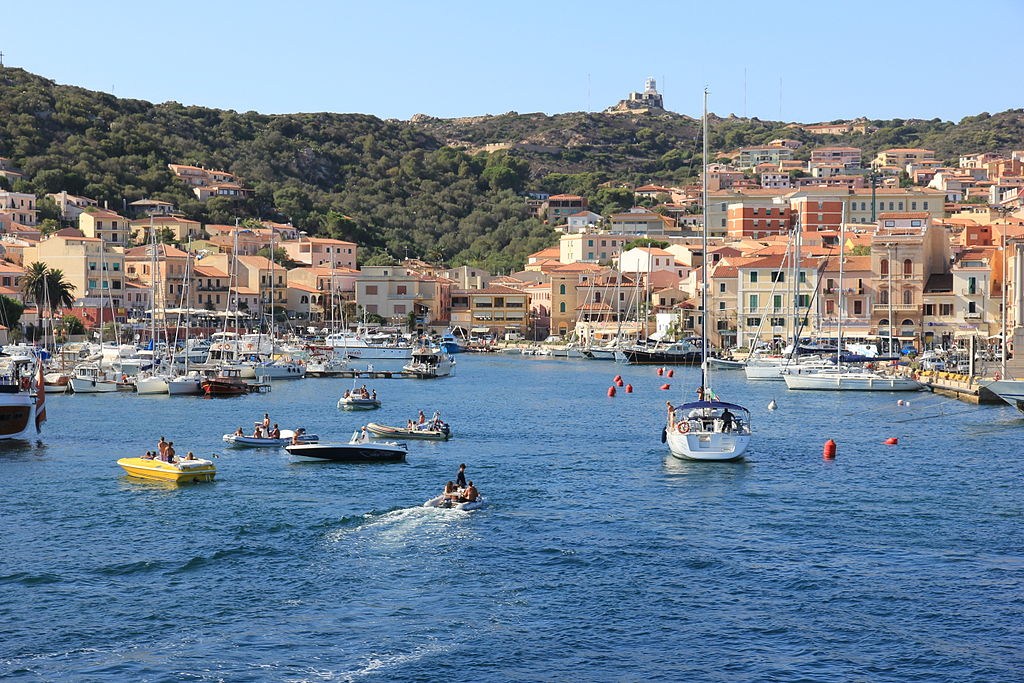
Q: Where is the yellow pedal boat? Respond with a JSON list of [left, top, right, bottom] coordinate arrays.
[[117, 457, 216, 483]]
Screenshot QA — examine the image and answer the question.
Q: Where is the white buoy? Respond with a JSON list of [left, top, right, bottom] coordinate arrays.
[[767, 399, 778, 411]]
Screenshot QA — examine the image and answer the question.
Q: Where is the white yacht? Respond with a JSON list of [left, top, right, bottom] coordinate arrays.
[[135, 373, 171, 395], [325, 331, 412, 360], [982, 379, 1024, 411], [167, 372, 204, 395], [70, 364, 120, 393], [402, 348, 455, 378], [254, 359, 306, 380], [783, 370, 923, 391]]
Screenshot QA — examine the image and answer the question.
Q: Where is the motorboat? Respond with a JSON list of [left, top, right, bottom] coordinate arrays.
[[167, 372, 204, 395], [117, 456, 216, 483], [366, 421, 451, 440], [402, 348, 455, 378], [423, 492, 486, 511], [173, 339, 211, 365], [254, 359, 306, 380], [285, 436, 408, 463], [707, 357, 745, 370], [581, 345, 618, 360], [222, 428, 318, 447], [70, 364, 120, 393], [305, 354, 349, 376], [325, 331, 412, 360], [439, 330, 468, 355], [202, 368, 249, 396], [666, 400, 752, 462], [337, 394, 381, 410], [783, 370, 923, 391], [984, 379, 1024, 411]]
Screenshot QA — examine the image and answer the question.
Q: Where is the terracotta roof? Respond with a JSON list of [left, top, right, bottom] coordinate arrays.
[[460, 285, 527, 295], [124, 243, 192, 259], [287, 283, 320, 293], [878, 212, 930, 220], [193, 266, 229, 278]]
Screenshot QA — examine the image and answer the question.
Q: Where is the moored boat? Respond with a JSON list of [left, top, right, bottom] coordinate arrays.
[[222, 428, 318, 447], [116, 456, 216, 483], [366, 421, 451, 440], [69, 363, 120, 393], [402, 348, 455, 378], [285, 440, 407, 462], [202, 368, 249, 396]]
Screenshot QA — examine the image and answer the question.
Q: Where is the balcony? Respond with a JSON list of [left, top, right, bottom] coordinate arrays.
[[960, 289, 981, 296], [963, 311, 982, 320], [872, 304, 919, 313]]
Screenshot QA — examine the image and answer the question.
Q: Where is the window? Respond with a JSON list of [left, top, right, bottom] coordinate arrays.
[[923, 201, 929, 210], [853, 300, 863, 315], [397, 285, 407, 295], [911, 202, 917, 210], [719, 283, 726, 293], [770, 317, 785, 327], [719, 302, 725, 310], [880, 289, 889, 304], [559, 284, 566, 295], [587, 253, 594, 260], [773, 295, 782, 311], [394, 305, 406, 314], [923, 304, 934, 316], [911, 220, 921, 227], [884, 221, 895, 227], [880, 259, 889, 276], [746, 317, 761, 326], [940, 303, 953, 316], [88, 279, 97, 289], [365, 285, 378, 295], [559, 302, 566, 313], [750, 272, 758, 283], [902, 289, 912, 305], [748, 294, 759, 310], [968, 277, 977, 295], [89, 262, 97, 271], [798, 294, 810, 307], [799, 272, 806, 284], [898, 202, 904, 210]]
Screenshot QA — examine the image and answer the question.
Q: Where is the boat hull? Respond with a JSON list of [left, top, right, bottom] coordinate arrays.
[[783, 374, 923, 391], [666, 431, 750, 461], [70, 377, 119, 393], [285, 443, 407, 462], [223, 432, 318, 447], [0, 393, 35, 439], [202, 379, 248, 396], [117, 457, 216, 483], [423, 494, 486, 511], [618, 349, 703, 365], [135, 377, 169, 394], [982, 379, 1024, 411], [337, 398, 381, 410], [167, 377, 203, 395]]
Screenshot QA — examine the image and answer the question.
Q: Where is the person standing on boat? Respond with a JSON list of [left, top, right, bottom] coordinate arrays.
[[695, 386, 706, 402], [456, 464, 467, 488], [165, 442, 176, 463], [157, 437, 168, 460], [261, 414, 271, 431], [418, 410, 426, 425], [666, 401, 675, 426], [720, 408, 734, 433]]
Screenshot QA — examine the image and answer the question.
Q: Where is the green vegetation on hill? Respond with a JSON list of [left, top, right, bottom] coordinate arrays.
[[2, 66, 1022, 272]]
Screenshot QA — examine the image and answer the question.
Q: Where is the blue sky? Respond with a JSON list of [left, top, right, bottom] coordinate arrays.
[[4, 0, 1021, 122]]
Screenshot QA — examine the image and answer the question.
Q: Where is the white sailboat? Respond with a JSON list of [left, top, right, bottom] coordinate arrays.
[[664, 90, 752, 462]]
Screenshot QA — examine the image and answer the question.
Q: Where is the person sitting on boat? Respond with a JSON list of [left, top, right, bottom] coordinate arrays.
[[185, 452, 196, 461], [253, 425, 264, 439], [291, 430, 303, 445], [270, 424, 281, 439], [456, 464, 467, 489], [234, 427, 244, 437], [459, 481, 479, 503], [143, 450, 155, 459], [443, 480, 458, 499], [359, 426, 369, 443], [720, 408, 735, 433], [406, 419, 415, 430], [342, 389, 351, 399]]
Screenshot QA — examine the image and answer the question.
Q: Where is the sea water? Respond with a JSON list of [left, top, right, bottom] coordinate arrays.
[[1, 356, 1021, 681]]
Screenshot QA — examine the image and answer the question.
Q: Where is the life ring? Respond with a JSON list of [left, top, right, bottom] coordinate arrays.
[[676, 421, 690, 434]]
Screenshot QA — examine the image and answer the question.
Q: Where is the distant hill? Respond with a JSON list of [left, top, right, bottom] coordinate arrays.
[[1, 66, 1022, 271]]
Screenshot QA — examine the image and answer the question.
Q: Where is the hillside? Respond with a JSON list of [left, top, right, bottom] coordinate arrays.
[[1, 67, 1022, 271]]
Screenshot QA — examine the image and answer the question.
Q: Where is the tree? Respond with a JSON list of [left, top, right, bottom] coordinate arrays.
[[624, 238, 670, 251], [849, 245, 871, 256], [0, 295, 25, 330], [22, 263, 77, 315], [406, 310, 418, 332], [61, 314, 86, 336]]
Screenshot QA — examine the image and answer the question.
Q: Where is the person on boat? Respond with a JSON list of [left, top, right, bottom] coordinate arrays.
[[343, 389, 350, 399], [185, 452, 196, 461], [261, 414, 271, 431], [234, 427, 244, 437], [291, 431, 303, 445], [443, 480, 458, 499], [417, 410, 426, 425], [696, 386, 706, 402], [143, 450, 155, 459], [406, 419, 415, 430], [720, 407, 735, 433], [253, 425, 264, 439], [371, 389, 377, 400], [456, 464, 467, 488], [165, 442, 176, 463], [359, 426, 369, 443], [666, 401, 675, 426], [459, 481, 479, 503], [157, 437, 168, 460], [270, 424, 281, 439]]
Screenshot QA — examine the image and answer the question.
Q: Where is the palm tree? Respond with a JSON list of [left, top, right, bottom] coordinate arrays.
[[44, 269, 76, 312], [22, 262, 76, 315], [22, 262, 49, 310]]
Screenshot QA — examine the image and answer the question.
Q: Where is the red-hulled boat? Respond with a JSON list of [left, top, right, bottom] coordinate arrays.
[[202, 368, 249, 396]]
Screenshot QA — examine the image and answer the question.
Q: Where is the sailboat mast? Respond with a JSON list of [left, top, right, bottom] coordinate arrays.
[[837, 202, 846, 365], [701, 88, 710, 393]]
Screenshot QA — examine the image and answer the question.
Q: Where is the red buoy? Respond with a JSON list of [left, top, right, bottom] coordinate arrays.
[[884, 437, 899, 445], [823, 439, 837, 459], [659, 383, 670, 390], [607, 386, 616, 397], [613, 375, 622, 383], [657, 367, 664, 376], [625, 384, 633, 393], [667, 369, 674, 378], [615, 378, 624, 387]]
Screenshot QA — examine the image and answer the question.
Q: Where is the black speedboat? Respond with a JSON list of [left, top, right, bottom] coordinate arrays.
[[285, 440, 407, 463]]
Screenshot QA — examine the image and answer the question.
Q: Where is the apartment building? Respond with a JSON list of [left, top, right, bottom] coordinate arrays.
[[871, 148, 936, 170], [450, 285, 529, 336], [726, 200, 791, 238], [809, 146, 862, 169], [24, 234, 126, 308], [559, 232, 631, 263], [281, 236, 357, 269], [78, 208, 131, 246], [0, 191, 38, 227], [735, 255, 822, 348]]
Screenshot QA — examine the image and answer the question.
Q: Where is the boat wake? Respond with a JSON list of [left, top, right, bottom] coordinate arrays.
[[325, 505, 470, 548]]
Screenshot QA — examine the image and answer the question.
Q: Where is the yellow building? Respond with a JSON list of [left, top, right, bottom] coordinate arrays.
[[450, 285, 529, 336], [559, 232, 631, 264], [78, 208, 131, 246], [871, 148, 936, 170], [24, 234, 125, 307], [129, 216, 203, 243]]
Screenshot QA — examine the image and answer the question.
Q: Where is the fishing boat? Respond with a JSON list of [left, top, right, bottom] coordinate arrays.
[[116, 456, 216, 483], [366, 421, 451, 440], [285, 437, 408, 463], [69, 363, 120, 393], [439, 330, 468, 354], [42, 372, 70, 393], [664, 90, 753, 462], [423, 492, 486, 511], [222, 428, 318, 447], [402, 348, 455, 378], [337, 395, 381, 410], [202, 368, 249, 396]]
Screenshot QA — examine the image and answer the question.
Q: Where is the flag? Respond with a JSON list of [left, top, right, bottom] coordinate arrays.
[[35, 359, 46, 432]]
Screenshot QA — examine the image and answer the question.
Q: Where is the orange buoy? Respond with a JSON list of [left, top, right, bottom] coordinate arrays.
[[823, 439, 837, 459], [667, 369, 674, 378], [657, 367, 664, 376], [613, 375, 622, 383], [659, 383, 670, 390], [615, 378, 623, 387], [607, 386, 617, 397], [884, 437, 899, 445], [625, 384, 633, 393]]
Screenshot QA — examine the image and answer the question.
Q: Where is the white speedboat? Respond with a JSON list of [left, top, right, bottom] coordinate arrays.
[[783, 371, 923, 391], [402, 348, 455, 378], [222, 429, 318, 447], [254, 360, 306, 380], [707, 357, 745, 370], [325, 332, 412, 360], [337, 395, 381, 410], [70, 364, 120, 393], [666, 400, 752, 461], [985, 379, 1024, 411], [423, 493, 486, 511]]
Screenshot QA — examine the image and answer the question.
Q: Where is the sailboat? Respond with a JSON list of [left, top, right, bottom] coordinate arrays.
[[664, 90, 752, 462]]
